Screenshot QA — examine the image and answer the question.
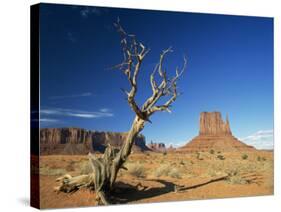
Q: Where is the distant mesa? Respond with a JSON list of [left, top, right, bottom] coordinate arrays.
[[179, 111, 255, 152], [39, 111, 254, 155], [147, 141, 167, 152], [40, 128, 150, 155]]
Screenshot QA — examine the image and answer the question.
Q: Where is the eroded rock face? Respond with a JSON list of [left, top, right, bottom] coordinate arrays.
[[40, 128, 149, 155], [147, 142, 166, 152], [199, 112, 231, 135], [179, 112, 255, 153]]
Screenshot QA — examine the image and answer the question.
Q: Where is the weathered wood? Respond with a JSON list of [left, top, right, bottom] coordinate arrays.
[[54, 174, 94, 193]]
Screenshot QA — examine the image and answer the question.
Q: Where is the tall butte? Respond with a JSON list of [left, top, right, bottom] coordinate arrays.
[[179, 112, 255, 152]]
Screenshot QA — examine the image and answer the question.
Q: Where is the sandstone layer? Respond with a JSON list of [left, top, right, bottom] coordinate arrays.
[[179, 112, 255, 153], [40, 128, 149, 155], [147, 142, 166, 152]]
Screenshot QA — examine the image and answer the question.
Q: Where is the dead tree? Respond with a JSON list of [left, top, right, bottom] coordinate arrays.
[[55, 20, 187, 205]]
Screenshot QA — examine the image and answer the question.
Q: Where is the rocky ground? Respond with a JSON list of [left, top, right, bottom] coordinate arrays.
[[39, 150, 273, 208]]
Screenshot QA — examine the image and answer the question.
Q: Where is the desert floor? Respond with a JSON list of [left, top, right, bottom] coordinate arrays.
[[39, 150, 273, 208]]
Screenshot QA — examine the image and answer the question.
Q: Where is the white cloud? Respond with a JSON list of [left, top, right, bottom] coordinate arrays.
[[32, 118, 60, 123], [100, 108, 111, 113], [240, 129, 274, 150], [80, 7, 101, 18], [40, 118, 60, 123], [40, 107, 114, 119], [49, 92, 93, 100]]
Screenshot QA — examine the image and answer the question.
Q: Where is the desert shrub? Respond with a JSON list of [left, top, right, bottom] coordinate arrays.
[[241, 154, 248, 160], [257, 156, 266, 161], [217, 155, 225, 160], [227, 175, 247, 185], [168, 168, 181, 179], [207, 169, 217, 177], [40, 167, 66, 176], [163, 152, 167, 156], [155, 164, 181, 178], [79, 161, 93, 175], [196, 152, 203, 160], [155, 164, 170, 177], [209, 149, 215, 154], [225, 168, 239, 177], [128, 163, 146, 178], [179, 160, 185, 165]]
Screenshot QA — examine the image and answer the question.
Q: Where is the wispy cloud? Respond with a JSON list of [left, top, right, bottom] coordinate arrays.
[[49, 92, 93, 100], [99, 108, 111, 113], [32, 118, 60, 123], [41, 107, 114, 119], [240, 129, 274, 150], [40, 118, 60, 123], [66, 32, 76, 43], [80, 7, 101, 18]]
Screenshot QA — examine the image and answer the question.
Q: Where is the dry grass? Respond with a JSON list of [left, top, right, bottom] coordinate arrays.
[[79, 160, 93, 175], [40, 166, 66, 176], [127, 163, 146, 178], [39, 151, 273, 208], [154, 164, 182, 179]]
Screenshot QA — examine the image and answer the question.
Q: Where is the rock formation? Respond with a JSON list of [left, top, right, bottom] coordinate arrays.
[[40, 128, 149, 155], [147, 141, 166, 152], [199, 112, 231, 135], [179, 112, 255, 152]]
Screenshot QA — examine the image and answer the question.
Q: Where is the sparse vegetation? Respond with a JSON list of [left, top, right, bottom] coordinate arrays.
[[257, 156, 266, 162], [41, 150, 273, 208], [155, 164, 182, 178], [227, 175, 247, 185], [79, 161, 93, 175], [209, 149, 215, 154], [128, 163, 146, 178], [217, 155, 225, 160], [40, 166, 66, 176], [196, 152, 204, 160], [168, 168, 182, 179], [242, 154, 248, 160]]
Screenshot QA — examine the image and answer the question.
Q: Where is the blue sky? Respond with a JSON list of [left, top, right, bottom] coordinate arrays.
[[39, 3, 274, 149]]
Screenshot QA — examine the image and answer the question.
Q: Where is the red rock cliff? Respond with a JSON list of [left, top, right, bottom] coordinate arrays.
[[40, 128, 149, 155], [199, 112, 232, 135]]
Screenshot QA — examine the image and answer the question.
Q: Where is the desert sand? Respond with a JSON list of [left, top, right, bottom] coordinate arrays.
[[39, 150, 273, 208]]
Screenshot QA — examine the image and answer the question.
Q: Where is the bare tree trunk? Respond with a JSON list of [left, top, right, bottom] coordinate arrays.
[[91, 116, 145, 205], [54, 117, 145, 205]]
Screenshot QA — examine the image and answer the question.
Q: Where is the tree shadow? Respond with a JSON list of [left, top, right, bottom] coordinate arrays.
[[112, 179, 176, 203], [110, 175, 228, 204], [176, 175, 228, 192]]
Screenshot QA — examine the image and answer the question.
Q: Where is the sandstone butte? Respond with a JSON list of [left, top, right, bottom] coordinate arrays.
[[178, 112, 255, 153]]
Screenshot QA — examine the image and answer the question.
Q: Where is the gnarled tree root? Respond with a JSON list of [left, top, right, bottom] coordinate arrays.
[[54, 174, 95, 193]]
